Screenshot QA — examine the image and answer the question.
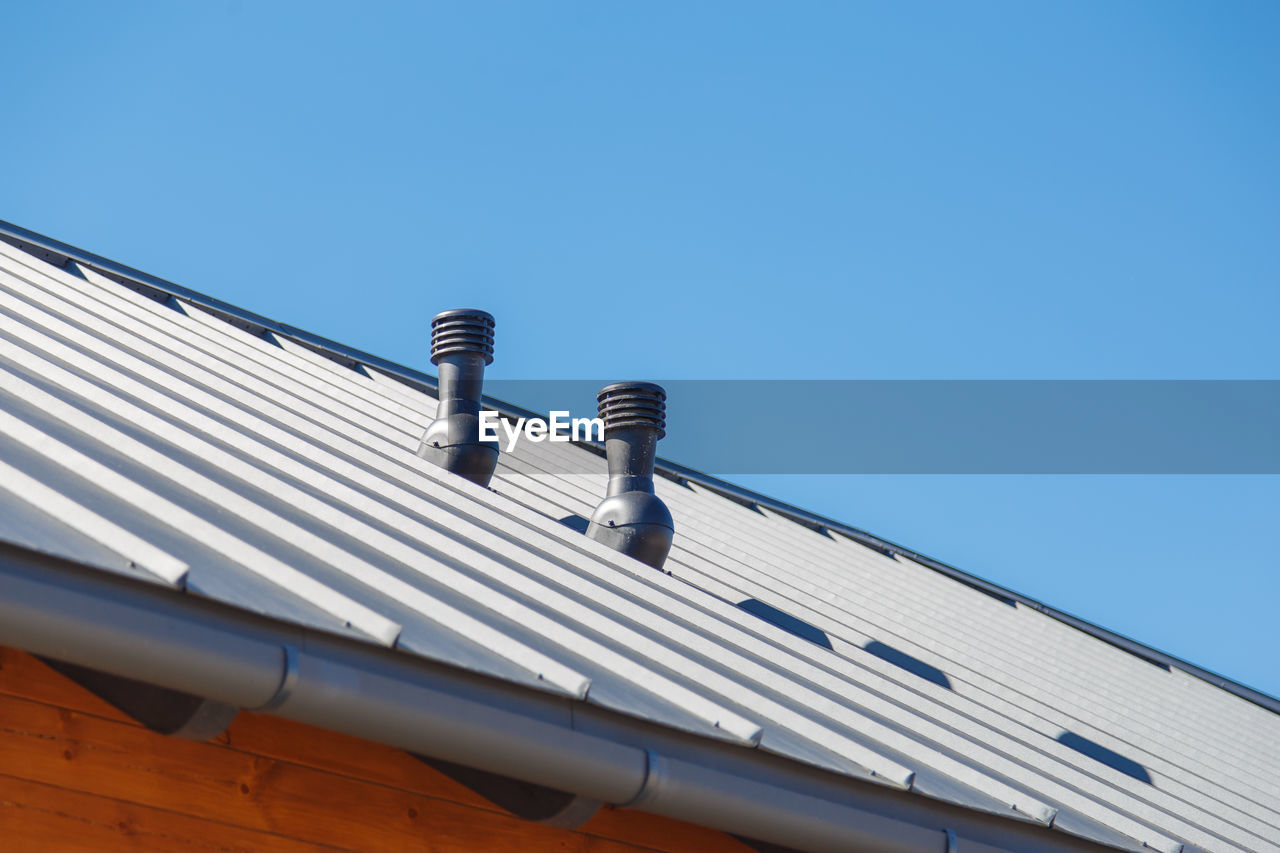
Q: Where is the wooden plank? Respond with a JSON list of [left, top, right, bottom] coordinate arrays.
[[0, 692, 677, 852], [0, 773, 339, 853], [223, 712, 498, 811], [226, 713, 753, 853], [0, 647, 139, 725], [0, 648, 750, 852], [580, 804, 757, 853]]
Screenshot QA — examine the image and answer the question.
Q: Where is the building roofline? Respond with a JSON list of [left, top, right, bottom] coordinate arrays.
[[0, 541, 1131, 853], [1, 216, 1275, 719]]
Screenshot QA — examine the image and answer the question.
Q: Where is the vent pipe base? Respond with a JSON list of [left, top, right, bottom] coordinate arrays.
[[586, 383, 673, 570]]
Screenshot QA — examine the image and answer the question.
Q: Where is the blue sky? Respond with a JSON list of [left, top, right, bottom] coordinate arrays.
[[4, 2, 1277, 695]]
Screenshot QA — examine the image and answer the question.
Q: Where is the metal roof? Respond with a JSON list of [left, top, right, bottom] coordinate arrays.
[[0, 225, 1276, 852]]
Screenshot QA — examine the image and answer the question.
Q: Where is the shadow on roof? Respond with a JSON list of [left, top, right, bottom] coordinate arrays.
[[737, 599, 833, 650], [862, 640, 952, 690], [1057, 730, 1152, 784], [558, 514, 590, 534]]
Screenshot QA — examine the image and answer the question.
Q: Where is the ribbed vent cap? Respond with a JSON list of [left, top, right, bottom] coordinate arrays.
[[430, 309, 495, 365], [597, 382, 666, 439]]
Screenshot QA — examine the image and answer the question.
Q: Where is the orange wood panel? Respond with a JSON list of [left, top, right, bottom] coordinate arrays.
[[224, 712, 753, 853], [0, 773, 339, 853], [223, 712, 502, 812], [0, 646, 138, 725], [0, 691, 635, 852], [0, 648, 755, 853]]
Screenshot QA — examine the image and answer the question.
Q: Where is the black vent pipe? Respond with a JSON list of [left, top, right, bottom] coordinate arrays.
[[417, 309, 499, 487], [586, 382, 674, 570]]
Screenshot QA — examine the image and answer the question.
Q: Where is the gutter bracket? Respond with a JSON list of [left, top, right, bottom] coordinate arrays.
[[252, 644, 300, 712], [617, 748, 665, 809]]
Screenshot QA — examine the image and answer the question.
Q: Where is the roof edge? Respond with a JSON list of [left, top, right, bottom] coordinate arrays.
[[0, 542, 1121, 853], [1, 216, 1275, 719]]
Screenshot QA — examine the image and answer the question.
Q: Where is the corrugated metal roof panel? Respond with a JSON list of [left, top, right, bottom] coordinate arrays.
[[0, 237, 1276, 851]]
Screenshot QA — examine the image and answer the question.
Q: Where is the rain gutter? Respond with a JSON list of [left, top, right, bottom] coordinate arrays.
[[0, 543, 1114, 853]]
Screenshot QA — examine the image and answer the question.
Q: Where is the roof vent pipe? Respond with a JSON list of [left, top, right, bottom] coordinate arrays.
[[586, 382, 674, 570], [417, 309, 499, 487]]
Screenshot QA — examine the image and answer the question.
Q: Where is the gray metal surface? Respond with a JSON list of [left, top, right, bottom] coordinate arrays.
[[2, 215, 1271, 718], [0, 238, 1275, 851]]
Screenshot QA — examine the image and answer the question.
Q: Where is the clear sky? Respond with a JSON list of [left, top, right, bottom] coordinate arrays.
[[4, 2, 1277, 695]]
